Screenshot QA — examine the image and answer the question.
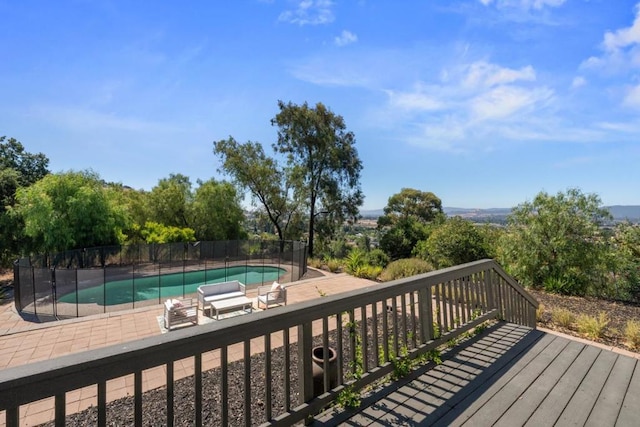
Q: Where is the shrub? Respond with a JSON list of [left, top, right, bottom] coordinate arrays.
[[380, 258, 434, 282], [536, 303, 545, 322], [344, 249, 365, 275], [625, 320, 640, 350], [308, 257, 323, 269], [551, 308, 575, 328], [365, 248, 390, 268], [353, 265, 383, 280], [325, 258, 342, 273], [576, 312, 609, 340], [543, 276, 574, 295]]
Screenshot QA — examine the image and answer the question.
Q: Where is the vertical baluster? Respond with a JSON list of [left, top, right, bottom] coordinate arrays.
[[166, 363, 173, 427], [456, 278, 462, 326], [409, 292, 417, 348], [265, 334, 272, 421], [458, 277, 469, 324], [336, 313, 343, 384], [283, 329, 291, 412], [434, 283, 443, 338], [98, 380, 107, 427], [221, 346, 228, 425], [244, 340, 251, 427], [360, 306, 368, 373], [195, 354, 202, 427], [55, 393, 65, 427], [392, 297, 399, 357], [382, 301, 389, 363], [467, 276, 474, 321], [372, 302, 379, 367], [348, 310, 356, 376], [496, 277, 504, 320], [322, 316, 330, 393], [135, 370, 143, 426], [439, 283, 448, 334], [400, 294, 408, 348]]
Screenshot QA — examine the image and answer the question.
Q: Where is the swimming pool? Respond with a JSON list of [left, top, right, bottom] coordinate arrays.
[[58, 265, 285, 306]]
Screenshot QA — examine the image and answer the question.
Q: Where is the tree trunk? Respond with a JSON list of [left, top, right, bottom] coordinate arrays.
[[308, 195, 316, 258]]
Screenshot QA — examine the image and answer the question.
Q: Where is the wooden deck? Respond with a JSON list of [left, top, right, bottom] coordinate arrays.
[[314, 322, 640, 426]]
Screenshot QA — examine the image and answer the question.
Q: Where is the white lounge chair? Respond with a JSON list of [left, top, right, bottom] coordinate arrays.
[[163, 298, 198, 330], [257, 282, 287, 309]]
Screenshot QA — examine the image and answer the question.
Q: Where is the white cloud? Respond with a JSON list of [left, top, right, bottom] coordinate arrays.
[[582, 4, 640, 74], [376, 60, 556, 151], [478, 0, 566, 10], [385, 88, 444, 111], [335, 30, 357, 47], [623, 83, 640, 108], [279, 0, 334, 26], [571, 76, 586, 89], [462, 61, 535, 89], [470, 85, 552, 121]]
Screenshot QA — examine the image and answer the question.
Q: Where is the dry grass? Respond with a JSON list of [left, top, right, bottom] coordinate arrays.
[[551, 308, 575, 328]]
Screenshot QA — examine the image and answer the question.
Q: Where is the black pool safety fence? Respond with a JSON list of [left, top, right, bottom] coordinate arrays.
[[13, 240, 308, 322]]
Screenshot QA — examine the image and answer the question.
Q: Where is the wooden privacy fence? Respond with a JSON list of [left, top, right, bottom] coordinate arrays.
[[0, 259, 538, 426]]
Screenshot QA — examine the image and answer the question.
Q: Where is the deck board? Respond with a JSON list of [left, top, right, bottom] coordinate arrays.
[[555, 349, 618, 426], [585, 354, 637, 427], [494, 339, 584, 427], [614, 357, 640, 426], [313, 322, 640, 427]]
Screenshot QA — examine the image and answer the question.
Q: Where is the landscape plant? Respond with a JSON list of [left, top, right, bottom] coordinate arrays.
[[551, 308, 575, 328], [498, 188, 612, 295], [415, 216, 488, 268], [624, 320, 640, 350], [576, 312, 609, 340], [379, 258, 434, 282]]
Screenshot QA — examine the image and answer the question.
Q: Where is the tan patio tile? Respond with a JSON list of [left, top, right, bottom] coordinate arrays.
[[21, 409, 54, 427]]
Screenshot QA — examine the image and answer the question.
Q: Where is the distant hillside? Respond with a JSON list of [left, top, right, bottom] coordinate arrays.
[[607, 205, 640, 221], [360, 206, 640, 223]]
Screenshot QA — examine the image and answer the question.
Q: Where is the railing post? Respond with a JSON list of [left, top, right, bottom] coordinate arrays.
[[6, 407, 18, 427], [55, 393, 65, 427], [419, 286, 433, 342], [298, 322, 314, 404], [486, 269, 496, 310]]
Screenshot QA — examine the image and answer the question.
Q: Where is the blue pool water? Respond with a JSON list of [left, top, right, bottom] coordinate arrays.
[[59, 265, 285, 306]]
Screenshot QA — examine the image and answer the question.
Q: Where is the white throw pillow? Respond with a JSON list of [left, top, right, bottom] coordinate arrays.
[[269, 282, 282, 299]]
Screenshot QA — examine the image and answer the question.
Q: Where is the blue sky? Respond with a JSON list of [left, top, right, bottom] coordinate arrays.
[[1, 0, 639, 210]]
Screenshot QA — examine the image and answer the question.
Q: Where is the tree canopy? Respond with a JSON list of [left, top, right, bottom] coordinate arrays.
[[213, 138, 299, 242], [0, 137, 49, 265], [377, 188, 443, 227], [14, 170, 129, 253], [498, 188, 612, 295], [190, 178, 246, 241], [272, 100, 364, 257], [414, 217, 489, 268], [377, 188, 443, 260]]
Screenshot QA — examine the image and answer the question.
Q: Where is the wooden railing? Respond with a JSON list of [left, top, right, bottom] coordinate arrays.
[[0, 259, 538, 426]]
